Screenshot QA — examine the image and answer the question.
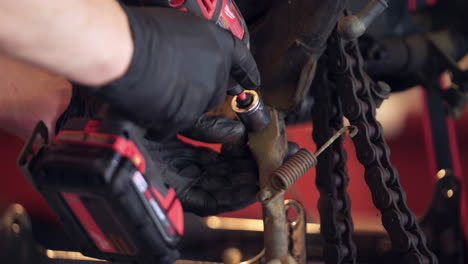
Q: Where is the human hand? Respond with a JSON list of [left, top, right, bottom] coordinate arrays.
[[146, 116, 258, 217], [94, 5, 260, 140]]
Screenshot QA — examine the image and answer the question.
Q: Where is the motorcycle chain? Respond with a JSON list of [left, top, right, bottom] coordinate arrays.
[[325, 28, 438, 264], [311, 57, 357, 264]]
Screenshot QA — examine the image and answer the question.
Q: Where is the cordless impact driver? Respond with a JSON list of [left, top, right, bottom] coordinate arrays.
[[18, 1, 268, 264]]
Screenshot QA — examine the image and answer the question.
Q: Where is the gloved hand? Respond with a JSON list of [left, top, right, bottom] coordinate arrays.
[[146, 115, 259, 217], [56, 85, 259, 217], [145, 115, 300, 216], [93, 4, 260, 140], [56, 86, 297, 217]]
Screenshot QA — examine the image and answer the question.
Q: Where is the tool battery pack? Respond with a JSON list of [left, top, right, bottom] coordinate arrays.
[[18, 119, 183, 264]]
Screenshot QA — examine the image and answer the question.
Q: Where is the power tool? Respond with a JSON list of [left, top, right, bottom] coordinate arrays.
[[18, 1, 269, 264], [19, 111, 183, 264], [125, 0, 248, 44]]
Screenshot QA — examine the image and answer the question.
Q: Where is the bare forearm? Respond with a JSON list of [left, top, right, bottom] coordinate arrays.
[[0, 0, 133, 86], [0, 55, 71, 139]]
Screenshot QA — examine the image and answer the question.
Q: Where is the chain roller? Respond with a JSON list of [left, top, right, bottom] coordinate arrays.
[[311, 57, 356, 264], [325, 28, 438, 264]]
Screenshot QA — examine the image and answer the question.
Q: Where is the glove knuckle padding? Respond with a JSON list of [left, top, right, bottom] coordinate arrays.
[[95, 6, 240, 140], [182, 115, 246, 143], [230, 37, 261, 90]]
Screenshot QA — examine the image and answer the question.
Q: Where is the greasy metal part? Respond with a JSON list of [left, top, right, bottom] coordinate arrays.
[[232, 90, 271, 132], [237, 250, 266, 264], [361, 29, 468, 104], [328, 28, 438, 263], [271, 149, 317, 191], [172, 261, 223, 264], [250, 0, 346, 111], [0, 201, 393, 263], [271, 126, 358, 191], [421, 79, 468, 255], [371, 81, 391, 108], [362, 30, 467, 84], [338, 0, 389, 40], [315, 126, 358, 156], [248, 108, 289, 261], [0, 204, 40, 264], [311, 57, 357, 264], [418, 38, 468, 118], [285, 200, 306, 264], [265, 256, 297, 264], [241, 250, 266, 264], [419, 170, 465, 264], [260, 192, 288, 261], [223, 248, 242, 264], [44, 249, 266, 264]]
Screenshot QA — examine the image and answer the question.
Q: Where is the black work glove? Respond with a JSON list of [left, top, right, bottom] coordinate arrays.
[[146, 116, 259, 217], [145, 115, 300, 216], [56, 87, 259, 217], [93, 5, 260, 140], [56, 92, 301, 217]]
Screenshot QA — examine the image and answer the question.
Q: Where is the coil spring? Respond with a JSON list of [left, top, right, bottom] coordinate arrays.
[[271, 149, 318, 190], [271, 126, 357, 191]]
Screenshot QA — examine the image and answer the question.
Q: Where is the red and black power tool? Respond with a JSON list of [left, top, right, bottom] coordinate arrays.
[[19, 111, 183, 263], [126, 0, 248, 45], [18, 1, 255, 264]]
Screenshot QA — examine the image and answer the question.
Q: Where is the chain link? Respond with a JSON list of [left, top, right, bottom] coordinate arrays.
[[323, 28, 438, 264], [311, 56, 356, 264]]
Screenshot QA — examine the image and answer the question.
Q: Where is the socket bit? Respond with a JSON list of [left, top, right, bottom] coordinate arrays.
[[232, 90, 271, 132]]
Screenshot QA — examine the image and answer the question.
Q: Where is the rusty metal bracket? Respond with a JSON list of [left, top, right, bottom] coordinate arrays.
[[248, 108, 289, 261], [285, 200, 307, 264], [0, 196, 307, 264]]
